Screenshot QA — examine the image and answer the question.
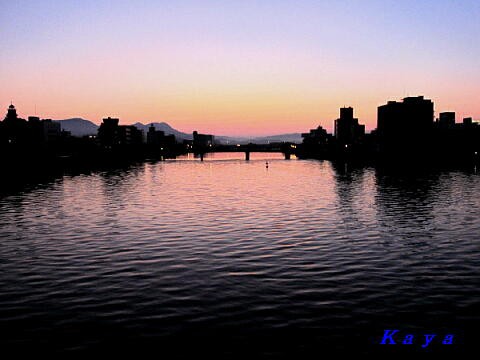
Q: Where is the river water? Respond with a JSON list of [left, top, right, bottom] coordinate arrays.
[[0, 153, 479, 355]]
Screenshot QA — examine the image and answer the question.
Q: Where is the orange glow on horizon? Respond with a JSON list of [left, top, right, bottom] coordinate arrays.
[[2, 2, 479, 137]]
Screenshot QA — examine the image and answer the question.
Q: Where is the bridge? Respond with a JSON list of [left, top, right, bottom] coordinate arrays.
[[193, 142, 297, 160]]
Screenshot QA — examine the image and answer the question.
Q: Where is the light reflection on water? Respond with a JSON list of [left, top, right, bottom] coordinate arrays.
[[0, 154, 479, 355], [174, 151, 289, 161]]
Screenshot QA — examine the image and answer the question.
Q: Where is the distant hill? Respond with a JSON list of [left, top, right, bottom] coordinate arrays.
[[251, 133, 303, 144], [215, 133, 303, 145], [133, 122, 192, 140], [133, 122, 302, 143], [54, 118, 98, 137], [53, 118, 303, 144]]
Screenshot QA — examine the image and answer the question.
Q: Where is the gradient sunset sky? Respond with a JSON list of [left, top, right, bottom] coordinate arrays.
[[1, 0, 479, 136]]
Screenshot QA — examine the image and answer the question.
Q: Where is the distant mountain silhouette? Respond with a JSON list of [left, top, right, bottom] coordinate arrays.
[[54, 118, 98, 137], [251, 133, 303, 144], [215, 133, 303, 144], [133, 122, 192, 140], [53, 118, 302, 143]]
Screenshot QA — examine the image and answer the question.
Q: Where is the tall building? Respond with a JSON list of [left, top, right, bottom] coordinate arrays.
[[334, 107, 365, 145], [378, 96, 434, 137], [27, 116, 45, 144], [42, 119, 61, 142], [377, 96, 434, 154], [98, 117, 120, 147]]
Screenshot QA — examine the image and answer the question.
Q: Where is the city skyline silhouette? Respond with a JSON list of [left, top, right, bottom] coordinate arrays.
[[1, 94, 478, 171]]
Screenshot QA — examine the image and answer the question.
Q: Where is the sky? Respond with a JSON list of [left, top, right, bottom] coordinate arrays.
[[1, 0, 479, 136]]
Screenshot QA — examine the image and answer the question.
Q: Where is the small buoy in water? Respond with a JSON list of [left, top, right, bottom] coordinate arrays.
[[266, 161, 269, 168]]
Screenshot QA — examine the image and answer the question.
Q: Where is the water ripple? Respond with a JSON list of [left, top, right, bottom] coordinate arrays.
[[0, 156, 479, 354]]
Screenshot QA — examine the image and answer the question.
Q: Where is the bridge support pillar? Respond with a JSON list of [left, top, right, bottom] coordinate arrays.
[[200, 153, 204, 161], [284, 153, 291, 160], [245, 151, 250, 161]]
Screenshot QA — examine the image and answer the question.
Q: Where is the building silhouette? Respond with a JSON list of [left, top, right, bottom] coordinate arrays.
[[0, 104, 189, 169], [2, 104, 28, 145], [25, 116, 61, 144], [147, 125, 176, 148], [118, 125, 143, 146], [5, 104, 19, 122], [300, 125, 333, 158], [438, 112, 455, 128], [97, 117, 120, 147], [42, 119, 61, 142], [97, 117, 144, 147], [378, 96, 434, 135], [334, 107, 365, 146], [298, 95, 478, 164], [463, 117, 473, 127], [377, 96, 434, 155], [0, 99, 477, 168], [302, 125, 329, 145], [192, 131, 214, 152]]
